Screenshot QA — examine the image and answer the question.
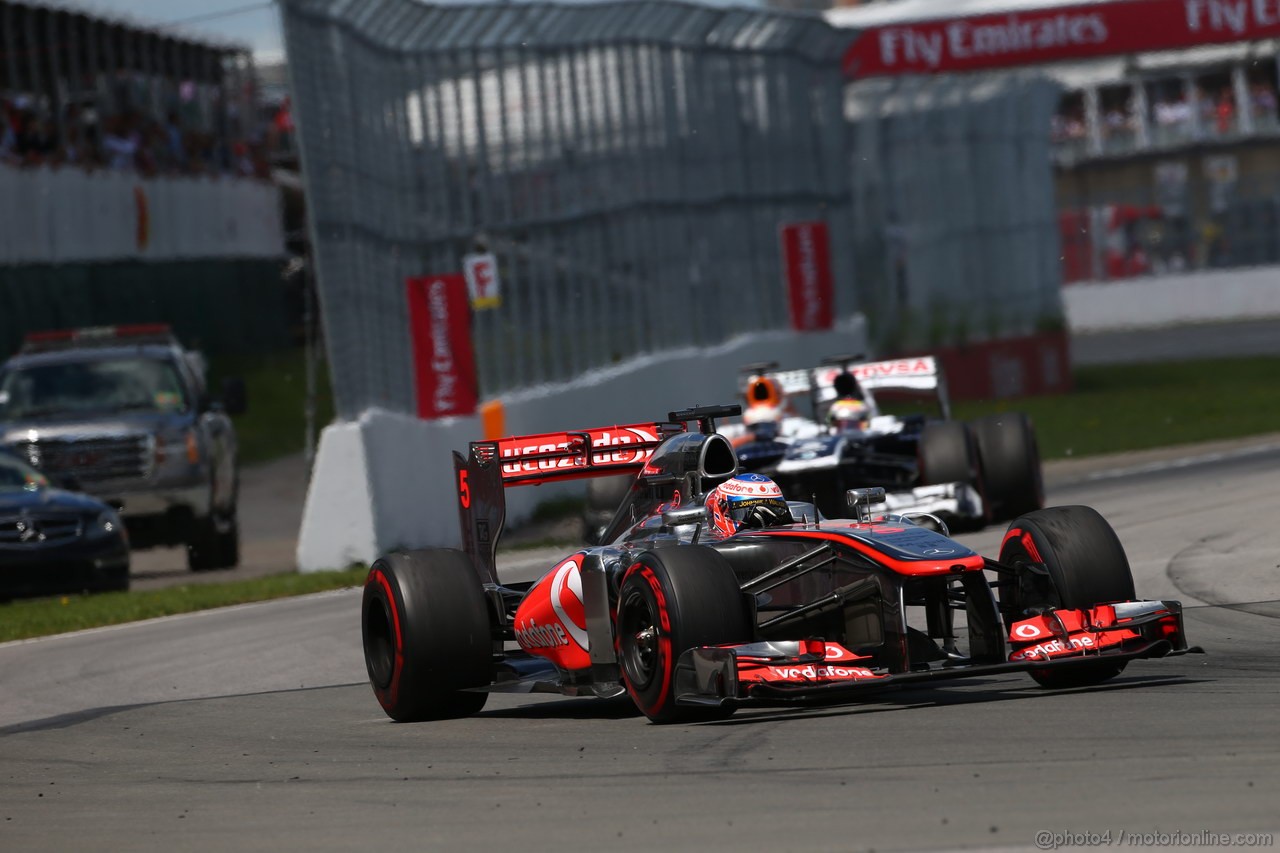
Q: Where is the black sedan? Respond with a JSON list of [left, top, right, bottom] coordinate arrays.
[[0, 451, 130, 599]]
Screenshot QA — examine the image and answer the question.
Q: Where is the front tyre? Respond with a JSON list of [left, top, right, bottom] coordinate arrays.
[[362, 549, 492, 722], [1000, 505, 1135, 689], [616, 546, 752, 723]]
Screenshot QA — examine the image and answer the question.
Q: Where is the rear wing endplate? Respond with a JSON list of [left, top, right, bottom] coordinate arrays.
[[452, 421, 682, 584]]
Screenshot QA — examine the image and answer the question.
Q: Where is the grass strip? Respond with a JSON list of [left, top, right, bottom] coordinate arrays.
[[0, 567, 367, 644], [951, 356, 1280, 460], [207, 348, 335, 466]]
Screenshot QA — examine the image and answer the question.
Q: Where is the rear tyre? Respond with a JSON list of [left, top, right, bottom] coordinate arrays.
[[973, 413, 1043, 522], [1000, 505, 1135, 689], [617, 546, 752, 723], [362, 549, 492, 722], [918, 421, 978, 487]]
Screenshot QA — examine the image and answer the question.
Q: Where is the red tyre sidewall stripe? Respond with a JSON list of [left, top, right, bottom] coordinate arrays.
[[367, 568, 404, 710], [621, 562, 674, 717], [999, 527, 1043, 563]]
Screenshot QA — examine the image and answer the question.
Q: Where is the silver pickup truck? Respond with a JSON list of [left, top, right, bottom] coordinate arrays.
[[0, 325, 246, 571]]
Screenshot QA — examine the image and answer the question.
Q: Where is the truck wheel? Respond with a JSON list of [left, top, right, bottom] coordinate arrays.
[[616, 546, 752, 723], [186, 511, 239, 571], [974, 413, 1043, 522], [1000, 505, 1135, 689], [362, 549, 492, 722]]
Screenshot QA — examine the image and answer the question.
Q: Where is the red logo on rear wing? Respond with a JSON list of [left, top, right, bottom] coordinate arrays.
[[482, 422, 681, 487]]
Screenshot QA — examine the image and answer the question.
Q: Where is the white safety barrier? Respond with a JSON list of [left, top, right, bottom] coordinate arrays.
[[1064, 266, 1280, 333], [297, 316, 868, 571], [0, 164, 284, 263]]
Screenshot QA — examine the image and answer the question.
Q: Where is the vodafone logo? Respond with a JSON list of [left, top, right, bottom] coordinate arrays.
[[769, 664, 878, 681], [514, 618, 568, 650], [1009, 635, 1096, 661], [1013, 622, 1046, 640], [548, 559, 589, 650]]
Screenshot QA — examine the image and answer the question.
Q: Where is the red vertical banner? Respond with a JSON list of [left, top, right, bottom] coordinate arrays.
[[780, 221, 835, 331], [406, 274, 478, 419]]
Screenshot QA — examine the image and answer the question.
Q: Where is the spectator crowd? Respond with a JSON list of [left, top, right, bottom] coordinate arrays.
[[1, 93, 280, 180]]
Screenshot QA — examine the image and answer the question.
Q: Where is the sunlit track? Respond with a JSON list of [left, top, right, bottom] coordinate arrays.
[[2, 448, 1279, 852]]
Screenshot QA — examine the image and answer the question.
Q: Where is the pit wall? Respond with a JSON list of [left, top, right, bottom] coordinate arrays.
[[297, 317, 868, 572]]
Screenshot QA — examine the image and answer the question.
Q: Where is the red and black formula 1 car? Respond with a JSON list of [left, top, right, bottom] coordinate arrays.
[[361, 405, 1198, 724]]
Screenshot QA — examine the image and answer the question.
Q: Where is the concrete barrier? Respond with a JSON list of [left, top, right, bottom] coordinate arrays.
[[1064, 266, 1280, 333], [297, 316, 869, 571]]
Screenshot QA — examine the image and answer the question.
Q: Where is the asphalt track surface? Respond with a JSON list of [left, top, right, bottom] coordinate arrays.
[[3, 442, 1280, 852]]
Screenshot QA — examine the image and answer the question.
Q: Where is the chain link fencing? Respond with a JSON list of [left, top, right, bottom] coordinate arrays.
[[282, 0, 858, 420], [845, 74, 1065, 353], [282, 0, 1066, 420]]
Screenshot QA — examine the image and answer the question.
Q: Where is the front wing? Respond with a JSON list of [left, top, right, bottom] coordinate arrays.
[[674, 600, 1198, 708]]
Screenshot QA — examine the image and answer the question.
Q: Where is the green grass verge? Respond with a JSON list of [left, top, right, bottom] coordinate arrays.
[[207, 348, 335, 466], [0, 567, 367, 644], [950, 356, 1280, 460]]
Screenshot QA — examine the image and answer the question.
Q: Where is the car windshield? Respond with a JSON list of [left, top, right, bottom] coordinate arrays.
[[0, 358, 189, 420], [0, 453, 48, 491]]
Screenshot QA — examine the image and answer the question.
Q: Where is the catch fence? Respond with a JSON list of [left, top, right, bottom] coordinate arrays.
[[282, 0, 1065, 420]]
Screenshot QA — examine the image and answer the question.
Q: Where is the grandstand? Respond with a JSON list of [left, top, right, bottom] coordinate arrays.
[[1, 0, 257, 174], [827, 0, 1280, 282]]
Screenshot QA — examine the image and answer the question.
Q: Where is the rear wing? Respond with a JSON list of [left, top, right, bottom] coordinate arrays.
[[818, 356, 950, 419], [810, 356, 941, 394], [452, 421, 683, 584], [737, 356, 950, 422]]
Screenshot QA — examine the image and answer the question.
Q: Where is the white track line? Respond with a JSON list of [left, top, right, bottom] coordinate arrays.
[[1082, 442, 1280, 482]]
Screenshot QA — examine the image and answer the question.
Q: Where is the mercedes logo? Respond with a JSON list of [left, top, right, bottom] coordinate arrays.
[[16, 520, 43, 543], [921, 546, 955, 556]]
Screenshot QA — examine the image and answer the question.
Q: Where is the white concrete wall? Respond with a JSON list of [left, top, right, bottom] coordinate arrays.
[[0, 164, 284, 263], [1064, 266, 1280, 333], [297, 316, 868, 571]]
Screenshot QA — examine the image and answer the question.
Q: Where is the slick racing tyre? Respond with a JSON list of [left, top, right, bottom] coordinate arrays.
[[362, 549, 492, 722], [999, 505, 1136, 689], [918, 421, 978, 488], [973, 413, 1043, 522], [616, 546, 752, 723]]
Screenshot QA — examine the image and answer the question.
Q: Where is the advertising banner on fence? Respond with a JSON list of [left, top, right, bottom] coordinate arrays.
[[841, 0, 1280, 78], [780, 221, 835, 332], [463, 252, 502, 309], [406, 274, 478, 419]]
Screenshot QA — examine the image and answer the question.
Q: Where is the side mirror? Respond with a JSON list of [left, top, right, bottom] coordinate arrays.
[[221, 377, 248, 416], [846, 487, 886, 522]]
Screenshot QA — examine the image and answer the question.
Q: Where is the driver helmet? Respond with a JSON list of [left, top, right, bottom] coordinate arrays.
[[827, 398, 870, 433], [704, 473, 792, 536]]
